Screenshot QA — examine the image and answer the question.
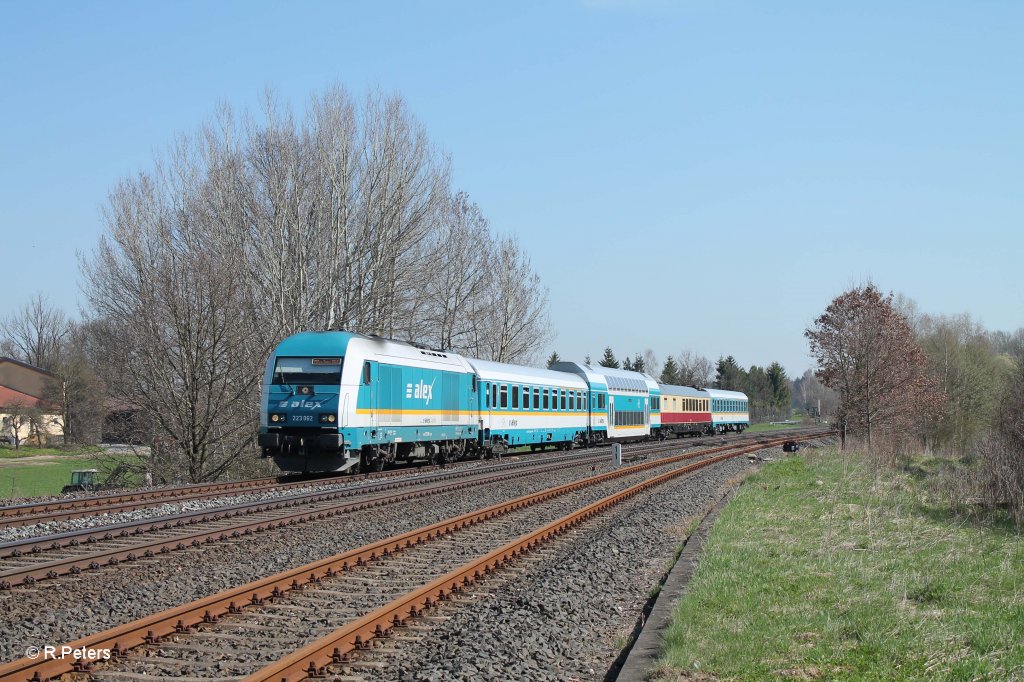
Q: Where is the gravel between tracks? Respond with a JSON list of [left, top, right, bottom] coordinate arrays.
[[0, 450, 660, 664], [0, 458, 532, 543], [92, 450, 726, 679], [361, 448, 799, 682]]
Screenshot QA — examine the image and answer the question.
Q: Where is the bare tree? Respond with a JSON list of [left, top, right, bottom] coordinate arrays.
[[80, 83, 552, 480], [421, 192, 491, 352], [973, 360, 1024, 526], [45, 322, 109, 445], [677, 350, 714, 387], [83, 150, 265, 482], [1, 293, 69, 370], [2, 401, 39, 450], [472, 234, 552, 364], [642, 349, 658, 377], [917, 313, 1012, 454], [805, 283, 943, 451], [792, 368, 839, 419]]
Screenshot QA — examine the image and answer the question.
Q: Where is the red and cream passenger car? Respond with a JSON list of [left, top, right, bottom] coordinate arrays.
[[656, 383, 712, 437]]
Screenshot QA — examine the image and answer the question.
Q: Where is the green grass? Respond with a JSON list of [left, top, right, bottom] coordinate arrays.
[[0, 449, 136, 499], [0, 445, 103, 459], [0, 457, 98, 499], [745, 421, 804, 433], [658, 447, 1024, 681]]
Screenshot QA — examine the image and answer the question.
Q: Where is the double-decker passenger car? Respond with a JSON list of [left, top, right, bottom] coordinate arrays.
[[657, 384, 712, 437], [706, 388, 749, 433], [552, 362, 658, 442]]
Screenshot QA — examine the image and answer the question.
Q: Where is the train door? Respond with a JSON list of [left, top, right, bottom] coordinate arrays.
[[608, 395, 615, 433], [481, 381, 492, 445], [363, 361, 377, 432]]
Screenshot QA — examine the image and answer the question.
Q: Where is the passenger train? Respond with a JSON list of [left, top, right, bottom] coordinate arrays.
[[258, 331, 749, 473]]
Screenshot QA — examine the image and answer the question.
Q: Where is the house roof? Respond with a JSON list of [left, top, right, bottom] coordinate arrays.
[[0, 357, 56, 377], [0, 385, 43, 409]]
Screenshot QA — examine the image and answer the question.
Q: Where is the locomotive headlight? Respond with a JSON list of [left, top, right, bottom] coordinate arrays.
[[270, 413, 286, 423], [319, 413, 337, 424]]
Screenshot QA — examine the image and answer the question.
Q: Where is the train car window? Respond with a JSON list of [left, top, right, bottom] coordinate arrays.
[[543, 389, 549, 410], [500, 385, 508, 409], [472, 375, 478, 392], [492, 385, 498, 409], [533, 387, 540, 409], [600, 394, 606, 409], [512, 386, 519, 409], [560, 391, 566, 410], [362, 362, 371, 385]]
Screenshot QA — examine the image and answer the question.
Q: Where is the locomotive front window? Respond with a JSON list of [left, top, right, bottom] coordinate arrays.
[[273, 357, 343, 385]]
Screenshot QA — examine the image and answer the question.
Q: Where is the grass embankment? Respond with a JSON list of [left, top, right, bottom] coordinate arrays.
[[659, 447, 1024, 680]]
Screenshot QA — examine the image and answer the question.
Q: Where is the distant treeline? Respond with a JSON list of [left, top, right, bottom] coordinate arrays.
[[547, 347, 794, 423]]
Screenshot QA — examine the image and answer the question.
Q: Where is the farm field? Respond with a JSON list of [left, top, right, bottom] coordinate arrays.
[[0, 446, 135, 499], [658, 446, 1024, 681]]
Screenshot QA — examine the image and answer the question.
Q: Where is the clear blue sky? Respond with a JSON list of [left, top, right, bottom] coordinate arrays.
[[2, 1, 1021, 377]]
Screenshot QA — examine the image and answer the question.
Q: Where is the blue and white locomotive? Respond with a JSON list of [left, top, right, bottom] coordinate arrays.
[[259, 332, 479, 472], [258, 330, 746, 473]]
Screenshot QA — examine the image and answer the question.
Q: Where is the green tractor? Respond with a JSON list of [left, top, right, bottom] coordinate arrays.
[[62, 469, 104, 493]]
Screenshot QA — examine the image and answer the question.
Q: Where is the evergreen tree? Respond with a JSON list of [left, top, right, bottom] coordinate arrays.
[[631, 353, 645, 373], [623, 356, 634, 371], [546, 351, 561, 368], [714, 355, 745, 390], [660, 356, 680, 384], [599, 347, 620, 368], [767, 361, 791, 413]]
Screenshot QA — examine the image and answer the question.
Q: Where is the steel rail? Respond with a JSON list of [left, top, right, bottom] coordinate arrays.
[[0, 434, 746, 589], [0, 466, 440, 529], [246, 438, 796, 682], [0, 430, 813, 559], [0, 426, 819, 527], [0, 453, 610, 589], [0, 448, 612, 561], [0, 432, 831, 682]]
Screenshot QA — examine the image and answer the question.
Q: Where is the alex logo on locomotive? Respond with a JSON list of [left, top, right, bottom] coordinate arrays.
[[405, 379, 436, 406]]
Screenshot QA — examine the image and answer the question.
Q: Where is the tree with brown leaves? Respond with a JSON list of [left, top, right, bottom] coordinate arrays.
[[805, 283, 942, 451]]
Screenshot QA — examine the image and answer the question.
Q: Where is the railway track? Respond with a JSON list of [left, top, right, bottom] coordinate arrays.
[[0, 427, 819, 530], [0, 431, 825, 590], [0, 432, 828, 682], [0, 450, 613, 589]]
